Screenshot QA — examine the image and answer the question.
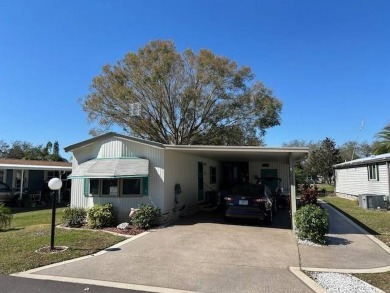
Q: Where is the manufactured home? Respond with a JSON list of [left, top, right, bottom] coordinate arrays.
[[334, 153, 390, 204], [0, 158, 72, 201], [64, 132, 308, 224]]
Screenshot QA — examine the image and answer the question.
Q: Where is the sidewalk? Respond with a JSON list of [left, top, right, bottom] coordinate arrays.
[[298, 201, 390, 271]]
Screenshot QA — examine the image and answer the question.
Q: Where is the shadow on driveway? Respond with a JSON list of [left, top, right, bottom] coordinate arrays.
[[172, 207, 292, 230]]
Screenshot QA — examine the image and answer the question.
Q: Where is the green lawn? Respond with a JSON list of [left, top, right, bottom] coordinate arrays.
[[323, 196, 390, 292], [315, 184, 335, 193], [0, 208, 126, 274]]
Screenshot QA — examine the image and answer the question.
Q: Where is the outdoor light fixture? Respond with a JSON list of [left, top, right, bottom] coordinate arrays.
[[48, 177, 62, 251]]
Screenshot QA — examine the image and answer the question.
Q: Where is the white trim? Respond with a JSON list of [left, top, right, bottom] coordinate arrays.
[[0, 164, 71, 171]]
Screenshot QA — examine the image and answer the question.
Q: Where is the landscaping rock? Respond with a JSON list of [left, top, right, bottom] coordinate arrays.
[[117, 222, 130, 230]]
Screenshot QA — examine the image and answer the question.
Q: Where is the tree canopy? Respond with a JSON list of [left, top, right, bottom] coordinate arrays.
[[305, 138, 342, 184], [0, 140, 66, 161], [82, 40, 282, 145], [373, 123, 390, 155]]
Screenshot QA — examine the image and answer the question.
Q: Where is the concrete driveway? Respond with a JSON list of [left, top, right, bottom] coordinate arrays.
[[17, 210, 313, 293]]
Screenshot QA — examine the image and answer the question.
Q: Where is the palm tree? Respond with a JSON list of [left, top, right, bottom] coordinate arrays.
[[373, 123, 390, 155]]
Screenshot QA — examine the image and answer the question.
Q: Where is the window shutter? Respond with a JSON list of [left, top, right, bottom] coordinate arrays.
[[376, 164, 379, 181], [84, 178, 90, 196], [142, 177, 148, 196]]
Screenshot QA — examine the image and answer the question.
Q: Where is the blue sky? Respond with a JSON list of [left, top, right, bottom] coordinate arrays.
[[0, 0, 389, 158]]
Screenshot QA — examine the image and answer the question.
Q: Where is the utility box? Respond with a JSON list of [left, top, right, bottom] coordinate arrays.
[[358, 194, 386, 209]]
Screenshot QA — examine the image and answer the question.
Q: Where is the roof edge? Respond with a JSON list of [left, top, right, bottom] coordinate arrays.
[[64, 132, 165, 152], [333, 153, 390, 168]]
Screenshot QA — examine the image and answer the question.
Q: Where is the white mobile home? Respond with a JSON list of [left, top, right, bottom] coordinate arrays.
[[64, 132, 308, 224], [334, 153, 390, 201]]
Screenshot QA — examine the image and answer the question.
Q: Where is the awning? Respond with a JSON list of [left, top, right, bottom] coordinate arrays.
[[68, 158, 149, 179]]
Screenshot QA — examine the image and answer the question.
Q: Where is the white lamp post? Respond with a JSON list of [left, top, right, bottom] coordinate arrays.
[[48, 178, 62, 251]]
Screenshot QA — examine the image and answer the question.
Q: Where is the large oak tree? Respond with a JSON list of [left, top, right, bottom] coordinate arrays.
[[82, 40, 282, 145]]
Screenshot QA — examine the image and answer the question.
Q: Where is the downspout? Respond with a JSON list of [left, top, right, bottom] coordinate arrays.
[[289, 153, 297, 230]]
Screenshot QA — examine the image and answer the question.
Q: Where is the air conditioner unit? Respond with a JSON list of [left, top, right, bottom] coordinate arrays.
[[359, 194, 386, 209]]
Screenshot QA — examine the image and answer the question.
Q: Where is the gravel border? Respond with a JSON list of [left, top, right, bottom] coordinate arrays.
[[307, 272, 385, 293]]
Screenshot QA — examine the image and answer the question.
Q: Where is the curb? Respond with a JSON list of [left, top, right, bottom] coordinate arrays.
[[289, 267, 327, 293]]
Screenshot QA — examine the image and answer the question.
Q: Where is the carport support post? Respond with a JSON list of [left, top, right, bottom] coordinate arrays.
[[289, 153, 297, 230], [19, 169, 25, 201]]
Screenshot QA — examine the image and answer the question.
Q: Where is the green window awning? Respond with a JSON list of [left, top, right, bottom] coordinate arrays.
[[68, 158, 149, 179]]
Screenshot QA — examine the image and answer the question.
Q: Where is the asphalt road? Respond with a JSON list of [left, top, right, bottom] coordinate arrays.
[[0, 274, 148, 293]]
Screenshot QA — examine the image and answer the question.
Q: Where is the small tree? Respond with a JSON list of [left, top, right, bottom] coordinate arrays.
[[305, 137, 341, 184]]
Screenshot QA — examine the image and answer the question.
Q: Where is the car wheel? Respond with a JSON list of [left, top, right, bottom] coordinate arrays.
[[264, 210, 273, 225]]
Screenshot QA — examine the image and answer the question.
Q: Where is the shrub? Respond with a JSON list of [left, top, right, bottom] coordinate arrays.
[[87, 203, 115, 229], [0, 204, 13, 230], [300, 184, 318, 206], [131, 204, 161, 229], [21, 193, 33, 208], [62, 206, 87, 227], [294, 204, 329, 244]]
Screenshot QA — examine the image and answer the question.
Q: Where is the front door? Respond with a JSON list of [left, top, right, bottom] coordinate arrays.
[[261, 169, 278, 191], [198, 162, 204, 201]]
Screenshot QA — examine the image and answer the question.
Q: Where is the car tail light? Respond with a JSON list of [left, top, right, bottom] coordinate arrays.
[[224, 197, 233, 202]]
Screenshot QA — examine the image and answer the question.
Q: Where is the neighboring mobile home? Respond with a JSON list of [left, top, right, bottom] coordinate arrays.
[[0, 158, 72, 201], [64, 132, 308, 224], [334, 153, 390, 201]]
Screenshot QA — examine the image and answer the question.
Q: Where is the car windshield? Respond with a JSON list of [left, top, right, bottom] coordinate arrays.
[[231, 185, 266, 197]]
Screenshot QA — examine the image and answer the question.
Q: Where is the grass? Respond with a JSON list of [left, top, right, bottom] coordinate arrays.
[[323, 195, 390, 292], [0, 207, 126, 274], [315, 183, 335, 193]]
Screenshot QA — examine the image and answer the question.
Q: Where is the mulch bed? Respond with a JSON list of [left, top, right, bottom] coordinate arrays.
[[102, 226, 145, 235]]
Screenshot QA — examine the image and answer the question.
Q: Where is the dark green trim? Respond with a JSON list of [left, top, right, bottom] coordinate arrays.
[[142, 177, 148, 195]]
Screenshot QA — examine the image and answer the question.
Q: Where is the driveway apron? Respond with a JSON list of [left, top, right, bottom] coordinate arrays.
[[28, 213, 313, 293]]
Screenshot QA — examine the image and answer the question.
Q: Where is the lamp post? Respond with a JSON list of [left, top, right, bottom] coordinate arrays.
[[48, 178, 62, 251]]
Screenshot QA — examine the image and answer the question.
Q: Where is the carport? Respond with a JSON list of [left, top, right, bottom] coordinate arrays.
[[164, 145, 309, 229]]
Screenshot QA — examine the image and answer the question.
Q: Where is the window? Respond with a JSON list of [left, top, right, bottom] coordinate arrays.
[[368, 164, 378, 180], [102, 179, 118, 196], [46, 171, 59, 181], [85, 178, 147, 197], [210, 167, 217, 184], [90, 179, 100, 195], [122, 178, 141, 196]]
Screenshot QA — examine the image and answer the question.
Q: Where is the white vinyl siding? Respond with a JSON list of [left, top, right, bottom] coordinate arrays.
[[163, 150, 220, 212], [70, 137, 165, 222], [335, 163, 389, 197]]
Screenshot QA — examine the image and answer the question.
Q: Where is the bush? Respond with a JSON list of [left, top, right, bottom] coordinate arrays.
[[294, 204, 329, 244], [62, 206, 87, 227], [21, 193, 33, 208], [300, 184, 318, 206], [131, 204, 161, 229], [0, 204, 13, 230], [87, 203, 115, 229]]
